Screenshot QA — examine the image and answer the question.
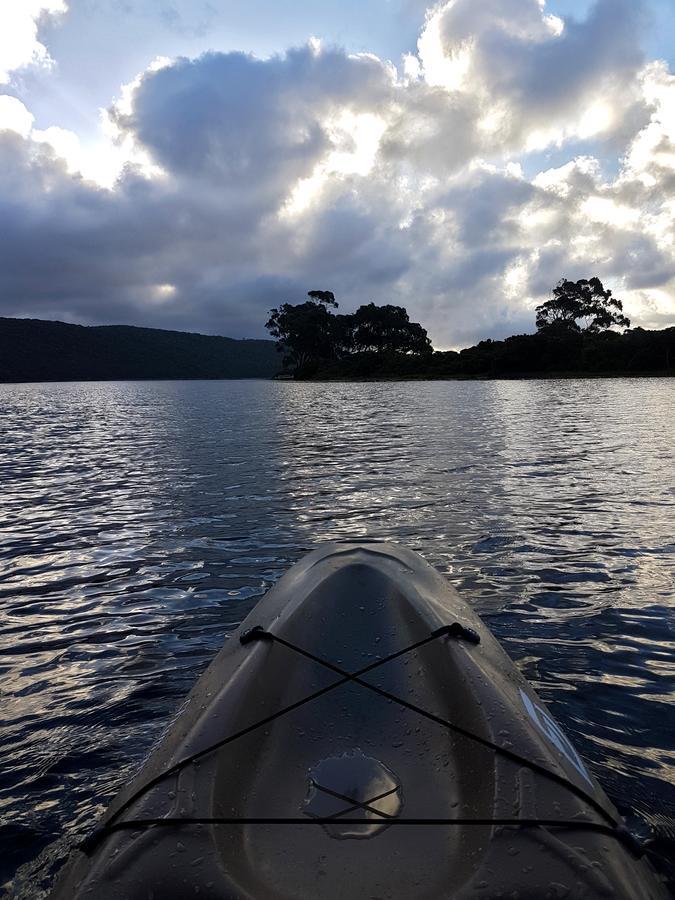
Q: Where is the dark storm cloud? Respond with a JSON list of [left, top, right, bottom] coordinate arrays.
[[114, 46, 392, 188], [436, 170, 536, 245]]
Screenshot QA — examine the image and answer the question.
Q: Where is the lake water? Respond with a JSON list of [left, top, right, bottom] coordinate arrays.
[[1, 378, 674, 896]]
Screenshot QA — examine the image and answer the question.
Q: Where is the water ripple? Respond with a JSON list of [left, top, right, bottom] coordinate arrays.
[[0, 378, 673, 895]]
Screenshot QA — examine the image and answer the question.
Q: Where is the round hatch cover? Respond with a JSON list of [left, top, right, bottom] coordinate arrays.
[[304, 749, 402, 839]]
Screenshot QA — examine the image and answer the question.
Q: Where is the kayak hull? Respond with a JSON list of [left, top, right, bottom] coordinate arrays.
[[50, 543, 667, 899]]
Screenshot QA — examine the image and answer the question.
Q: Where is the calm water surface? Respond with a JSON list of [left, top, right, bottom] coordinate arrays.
[[1, 379, 674, 895]]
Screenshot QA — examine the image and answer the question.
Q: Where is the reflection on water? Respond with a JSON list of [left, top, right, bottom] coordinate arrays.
[[0, 379, 674, 894]]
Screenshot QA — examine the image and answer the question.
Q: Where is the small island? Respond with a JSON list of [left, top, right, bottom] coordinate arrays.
[[266, 279, 675, 380]]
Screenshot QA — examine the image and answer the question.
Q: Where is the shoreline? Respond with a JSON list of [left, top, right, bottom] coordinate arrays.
[[292, 370, 675, 382], [2, 371, 674, 385]]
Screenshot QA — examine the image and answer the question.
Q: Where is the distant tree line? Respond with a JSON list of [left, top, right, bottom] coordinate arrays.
[[266, 278, 674, 379]]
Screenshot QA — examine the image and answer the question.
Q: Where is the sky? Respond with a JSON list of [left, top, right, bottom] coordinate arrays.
[[1, 0, 675, 348]]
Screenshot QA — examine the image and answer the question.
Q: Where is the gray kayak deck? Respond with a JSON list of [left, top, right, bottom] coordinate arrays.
[[50, 543, 668, 899]]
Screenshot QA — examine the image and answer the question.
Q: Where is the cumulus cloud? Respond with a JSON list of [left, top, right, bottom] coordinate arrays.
[[1, 0, 675, 347], [393, 0, 649, 162], [112, 46, 395, 207], [0, 95, 35, 137], [0, 0, 67, 84]]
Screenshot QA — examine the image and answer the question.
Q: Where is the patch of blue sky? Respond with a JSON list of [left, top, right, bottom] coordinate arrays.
[[519, 143, 624, 182]]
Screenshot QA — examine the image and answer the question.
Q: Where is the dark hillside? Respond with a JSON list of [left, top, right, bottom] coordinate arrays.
[[0, 318, 281, 382]]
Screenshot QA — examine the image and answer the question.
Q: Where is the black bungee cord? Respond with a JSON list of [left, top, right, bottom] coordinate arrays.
[[79, 622, 643, 858]]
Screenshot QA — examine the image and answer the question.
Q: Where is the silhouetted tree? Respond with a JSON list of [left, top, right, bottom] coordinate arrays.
[[266, 293, 432, 374], [536, 277, 630, 333], [266, 290, 338, 373], [352, 303, 432, 355], [331, 313, 357, 357]]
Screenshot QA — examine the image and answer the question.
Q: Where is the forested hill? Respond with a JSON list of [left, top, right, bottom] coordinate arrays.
[[0, 317, 281, 382]]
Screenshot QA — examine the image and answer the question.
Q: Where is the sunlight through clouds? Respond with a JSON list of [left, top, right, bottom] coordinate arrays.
[[416, 11, 473, 91], [503, 259, 530, 299], [582, 197, 641, 228], [282, 110, 387, 217]]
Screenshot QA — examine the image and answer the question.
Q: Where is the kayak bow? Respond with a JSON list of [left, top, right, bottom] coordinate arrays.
[[50, 543, 668, 899]]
